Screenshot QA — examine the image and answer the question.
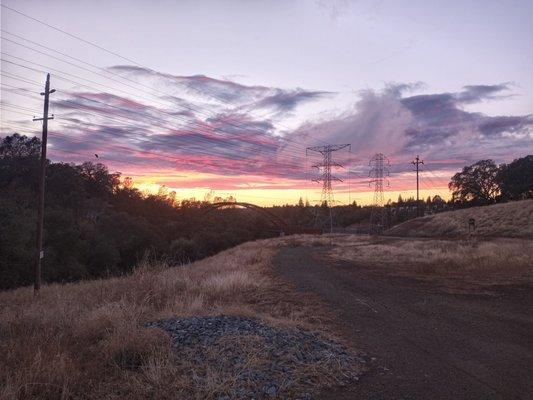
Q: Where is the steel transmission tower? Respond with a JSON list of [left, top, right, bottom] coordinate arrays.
[[369, 153, 390, 231], [306, 144, 350, 232]]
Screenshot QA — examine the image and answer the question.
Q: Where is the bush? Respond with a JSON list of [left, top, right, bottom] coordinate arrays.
[[170, 237, 199, 265]]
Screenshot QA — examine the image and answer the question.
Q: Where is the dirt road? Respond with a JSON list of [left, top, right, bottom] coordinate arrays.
[[276, 246, 533, 400]]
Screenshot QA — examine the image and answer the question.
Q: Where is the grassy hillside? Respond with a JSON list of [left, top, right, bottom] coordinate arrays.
[[3, 223, 531, 399], [0, 239, 360, 400], [286, 234, 533, 289], [385, 200, 533, 239]]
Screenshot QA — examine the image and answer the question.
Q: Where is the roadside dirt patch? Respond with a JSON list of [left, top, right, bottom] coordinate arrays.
[[276, 246, 533, 400]]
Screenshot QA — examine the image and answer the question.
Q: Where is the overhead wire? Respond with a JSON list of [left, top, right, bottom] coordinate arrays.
[[0, 106, 309, 182], [0, 9, 331, 146], [0, 106, 34, 117], [1, 30, 296, 134], [1, 67, 312, 173], [1, 4, 142, 66], [1, 67, 342, 181], [0, 4, 356, 200], [1, 55, 313, 168], [0, 33, 314, 155]]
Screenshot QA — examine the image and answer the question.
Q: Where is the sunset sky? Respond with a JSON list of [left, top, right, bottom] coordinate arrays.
[[1, 0, 532, 205]]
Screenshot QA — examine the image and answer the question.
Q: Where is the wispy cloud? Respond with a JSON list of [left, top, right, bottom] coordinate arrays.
[[23, 68, 530, 193], [288, 83, 532, 173]]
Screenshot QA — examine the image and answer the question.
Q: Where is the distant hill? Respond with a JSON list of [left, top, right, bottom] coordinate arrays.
[[385, 200, 533, 239]]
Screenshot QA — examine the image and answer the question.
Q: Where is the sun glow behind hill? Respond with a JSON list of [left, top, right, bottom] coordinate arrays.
[[132, 173, 450, 206]]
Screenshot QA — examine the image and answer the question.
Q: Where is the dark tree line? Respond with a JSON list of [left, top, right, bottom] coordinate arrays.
[[1, 134, 530, 290], [0, 134, 280, 289], [0, 134, 371, 290]]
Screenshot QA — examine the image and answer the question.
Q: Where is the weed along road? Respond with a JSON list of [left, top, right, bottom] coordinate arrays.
[[276, 246, 533, 400]]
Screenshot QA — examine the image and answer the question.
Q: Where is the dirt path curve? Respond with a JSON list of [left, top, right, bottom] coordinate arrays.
[[276, 246, 533, 400]]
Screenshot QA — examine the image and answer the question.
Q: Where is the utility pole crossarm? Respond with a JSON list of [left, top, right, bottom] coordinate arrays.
[[32, 115, 54, 122], [307, 144, 350, 154], [311, 161, 344, 168]]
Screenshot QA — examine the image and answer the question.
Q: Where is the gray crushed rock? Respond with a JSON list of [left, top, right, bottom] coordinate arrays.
[[147, 315, 363, 399]]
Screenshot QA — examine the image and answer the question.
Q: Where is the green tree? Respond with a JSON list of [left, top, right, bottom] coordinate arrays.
[[0, 133, 40, 194], [496, 155, 533, 200], [0, 133, 40, 158], [0, 198, 35, 289], [449, 159, 499, 204], [170, 237, 200, 264], [77, 162, 120, 198]]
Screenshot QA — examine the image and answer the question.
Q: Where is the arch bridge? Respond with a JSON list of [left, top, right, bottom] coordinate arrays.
[[204, 202, 290, 234]]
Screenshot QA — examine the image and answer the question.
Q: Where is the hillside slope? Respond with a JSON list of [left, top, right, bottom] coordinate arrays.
[[385, 200, 533, 238], [0, 239, 360, 400]]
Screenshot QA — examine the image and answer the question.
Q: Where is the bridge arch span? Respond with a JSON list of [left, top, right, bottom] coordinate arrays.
[[204, 202, 289, 233]]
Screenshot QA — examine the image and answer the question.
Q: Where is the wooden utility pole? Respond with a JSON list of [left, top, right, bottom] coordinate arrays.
[[33, 73, 55, 294], [412, 155, 424, 218]]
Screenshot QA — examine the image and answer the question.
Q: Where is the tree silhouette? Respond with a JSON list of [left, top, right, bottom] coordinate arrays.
[[449, 159, 499, 204], [497, 155, 533, 200]]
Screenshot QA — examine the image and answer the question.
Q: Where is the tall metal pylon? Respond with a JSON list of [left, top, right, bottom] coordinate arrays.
[[306, 144, 350, 232], [369, 153, 390, 231]]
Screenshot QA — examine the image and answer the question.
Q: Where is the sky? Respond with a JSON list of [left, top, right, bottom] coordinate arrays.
[[1, 0, 532, 205]]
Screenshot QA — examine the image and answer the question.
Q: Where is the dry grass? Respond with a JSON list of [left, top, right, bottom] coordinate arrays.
[[5, 201, 531, 400], [325, 235, 533, 286], [0, 239, 349, 400], [386, 199, 533, 239], [280, 234, 533, 286]]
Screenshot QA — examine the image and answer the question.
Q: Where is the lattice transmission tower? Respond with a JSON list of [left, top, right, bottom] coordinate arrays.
[[369, 153, 390, 231], [307, 144, 350, 232]]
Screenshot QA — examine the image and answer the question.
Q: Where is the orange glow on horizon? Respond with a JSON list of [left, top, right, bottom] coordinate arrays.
[[130, 173, 451, 207]]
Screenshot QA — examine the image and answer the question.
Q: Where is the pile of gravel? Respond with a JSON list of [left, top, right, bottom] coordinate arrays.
[[147, 315, 362, 399]]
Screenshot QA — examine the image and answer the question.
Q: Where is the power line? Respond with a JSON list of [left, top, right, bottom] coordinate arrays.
[[424, 168, 450, 199], [0, 28, 322, 150], [3, 110, 308, 182], [1, 55, 311, 167], [1, 71, 43, 87], [0, 5, 349, 203], [0, 101, 41, 114], [1, 68, 311, 174], [1, 120, 316, 202], [0, 34, 343, 184], [0, 106, 34, 117], [2, 30, 297, 134], [1, 4, 142, 66]]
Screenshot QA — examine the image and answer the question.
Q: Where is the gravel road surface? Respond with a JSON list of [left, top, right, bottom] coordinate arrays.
[[276, 246, 533, 400]]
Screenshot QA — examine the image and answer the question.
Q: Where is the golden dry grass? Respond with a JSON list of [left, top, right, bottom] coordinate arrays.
[[4, 204, 531, 400], [283, 234, 533, 287], [0, 239, 349, 400], [386, 200, 533, 239]]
